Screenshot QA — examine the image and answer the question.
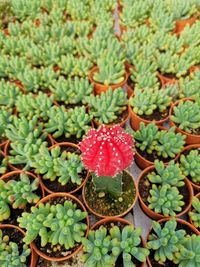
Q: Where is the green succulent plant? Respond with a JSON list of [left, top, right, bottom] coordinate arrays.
[[147, 219, 186, 264], [147, 160, 185, 187], [180, 149, 200, 184], [129, 88, 171, 116], [45, 106, 92, 139], [179, 74, 200, 99], [86, 88, 127, 124], [0, 229, 31, 267], [16, 92, 54, 121], [93, 52, 125, 86], [0, 80, 22, 108], [133, 123, 185, 159], [51, 76, 93, 105], [32, 145, 84, 186], [189, 196, 200, 228], [0, 154, 7, 174], [82, 224, 149, 267], [168, 0, 198, 20], [11, 0, 41, 21], [173, 235, 200, 267], [171, 99, 200, 133], [148, 184, 184, 216], [17, 67, 41, 93], [0, 108, 13, 143], [179, 21, 200, 47], [0, 0, 14, 29], [18, 200, 87, 249]]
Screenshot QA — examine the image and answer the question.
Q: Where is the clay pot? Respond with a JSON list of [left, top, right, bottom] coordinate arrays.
[[39, 142, 88, 195], [89, 66, 128, 95], [0, 224, 38, 267], [147, 217, 199, 267], [177, 144, 200, 191], [189, 192, 200, 235], [157, 73, 178, 87], [82, 170, 138, 219], [0, 139, 8, 150], [190, 65, 200, 74], [91, 217, 146, 267], [31, 193, 89, 262], [11, 80, 25, 93], [125, 61, 134, 75], [169, 98, 200, 145], [175, 15, 198, 35], [138, 166, 193, 220], [128, 104, 169, 131], [0, 170, 45, 200]]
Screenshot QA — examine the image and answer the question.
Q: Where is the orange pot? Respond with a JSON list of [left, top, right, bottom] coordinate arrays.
[[119, 24, 127, 36], [125, 61, 133, 75], [93, 107, 129, 128], [11, 80, 25, 93], [146, 217, 199, 267], [190, 64, 200, 74], [157, 73, 178, 87], [0, 170, 45, 199], [127, 85, 134, 98], [0, 139, 8, 150], [38, 142, 88, 195], [31, 193, 89, 262], [89, 66, 128, 95], [91, 217, 146, 267], [169, 98, 200, 145], [3, 28, 9, 36], [82, 170, 138, 219], [128, 105, 169, 131], [0, 224, 38, 267], [175, 15, 198, 35], [189, 192, 200, 235], [138, 166, 193, 220], [177, 144, 200, 191]]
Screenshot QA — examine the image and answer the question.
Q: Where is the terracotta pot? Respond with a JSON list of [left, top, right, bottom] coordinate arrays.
[[0, 139, 9, 150], [3, 28, 9, 36], [138, 166, 193, 220], [89, 66, 128, 95], [175, 15, 198, 35], [53, 65, 61, 72], [82, 170, 138, 219], [119, 24, 127, 36], [169, 98, 200, 145], [31, 193, 89, 262], [125, 61, 133, 75], [38, 142, 88, 195], [127, 85, 134, 98], [91, 217, 146, 267], [128, 105, 169, 131], [177, 144, 200, 191], [157, 73, 178, 87], [190, 64, 200, 74], [189, 192, 200, 235], [93, 107, 129, 128], [11, 80, 25, 93], [0, 224, 38, 267], [0, 170, 45, 200], [146, 217, 199, 267]]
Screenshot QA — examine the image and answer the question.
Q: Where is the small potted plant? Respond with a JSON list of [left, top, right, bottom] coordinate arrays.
[[189, 194, 200, 234], [129, 87, 175, 131], [138, 160, 193, 220], [0, 224, 37, 267], [31, 142, 88, 194], [132, 122, 186, 169], [86, 88, 129, 127], [82, 217, 149, 267], [170, 97, 200, 144], [146, 218, 200, 267], [0, 170, 44, 225], [178, 144, 200, 190], [18, 193, 89, 262], [80, 124, 138, 218]]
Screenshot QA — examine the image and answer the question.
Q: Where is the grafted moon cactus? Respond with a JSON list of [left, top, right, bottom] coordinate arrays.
[[80, 125, 134, 196], [80, 125, 134, 176]]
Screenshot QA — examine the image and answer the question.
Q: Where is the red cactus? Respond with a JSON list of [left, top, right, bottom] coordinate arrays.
[[80, 125, 134, 177]]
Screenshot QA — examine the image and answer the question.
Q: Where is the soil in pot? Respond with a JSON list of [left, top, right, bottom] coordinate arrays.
[[84, 171, 136, 217], [139, 108, 169, 122], [35, 196, 87, 259], [53, 134, 82, 144], [138, 174, 190, 217], [1, 227, 32, 266], [148, 221, 195, 267], [2, 174, 43, 225], [136, 148, 171, 163]]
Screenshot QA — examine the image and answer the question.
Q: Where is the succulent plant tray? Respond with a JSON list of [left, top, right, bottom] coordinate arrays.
[[0, 0, 200, 267]]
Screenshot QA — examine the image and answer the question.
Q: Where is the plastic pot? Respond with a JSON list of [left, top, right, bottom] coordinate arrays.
[[0, 224, 38, 267], [190, 65, 200, 73], [82, 170, 138, 219], [177, 144, 200, 191], [157, 73, 178, 87], [31, 193, 90, 262], [189, 192, 200, 235], [39, 142, 88, 195], [175, 15, 198, 35], [146, 217, 199, 267], [169, 98, 200, 145], [88, 66, 128, 95], [137, 166, 193, 220], [91, 217, 146, 267]]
